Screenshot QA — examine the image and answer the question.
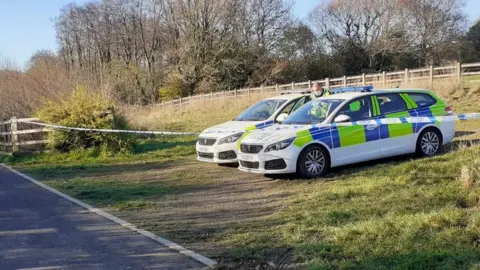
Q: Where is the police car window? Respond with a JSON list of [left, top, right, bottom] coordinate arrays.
[[336, 97, 372, 122], [234, 99, 286, 121], [376, 94, 408, 115], [408, 93, 436, 107], [279, 99, 299, 115], [282, 99, 345, 125], [291, 97, 308, 112]]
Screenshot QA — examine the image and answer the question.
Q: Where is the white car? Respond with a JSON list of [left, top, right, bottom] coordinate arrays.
[[237, 88, 455, 178], [196, 92, 312, 164]]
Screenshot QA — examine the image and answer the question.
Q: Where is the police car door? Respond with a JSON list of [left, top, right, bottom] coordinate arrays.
[[374, 93, 417, 156], [331, 96, 381, 166]]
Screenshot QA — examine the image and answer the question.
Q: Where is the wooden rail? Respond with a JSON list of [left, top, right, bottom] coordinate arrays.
[[0, 117, 49, 155], [157, 61, 480, 109]]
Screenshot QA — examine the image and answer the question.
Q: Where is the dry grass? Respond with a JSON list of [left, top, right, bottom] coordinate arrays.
[[459, 159, 480, 189], [120, 78, 473, 133], [120, 93, 274, 132], [5, 76, 480, 269]]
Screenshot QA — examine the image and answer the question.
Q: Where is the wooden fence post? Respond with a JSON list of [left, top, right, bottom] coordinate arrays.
[[362, 73, 366, 86], [291, 82, 295, 90], [234, 89, 238, 99], [210, 91, 213, 100], [325, 78, 330, 90], [275, 84, 279, 93], [0, 119, 6, 154], [382, 71, 386, 87], [430, 65, 434, 87], [11, 117, 18, 155], [261, 85, 264, 95], [248, 87, 251, 99], [308, 80, 312, 89], [457, 62, 462, 79], [405, 68, 409, 86], [179, 96, 183, 109]]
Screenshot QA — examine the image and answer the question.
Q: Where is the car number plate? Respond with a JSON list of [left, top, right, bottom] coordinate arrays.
[[198, 147, 209, 152], [239, 154, 254, 161]]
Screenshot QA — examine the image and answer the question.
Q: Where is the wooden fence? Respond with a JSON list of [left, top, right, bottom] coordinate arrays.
[[2, 61, 480, 155], [0, 117, 50, 155], [157, 61, 480, 109]]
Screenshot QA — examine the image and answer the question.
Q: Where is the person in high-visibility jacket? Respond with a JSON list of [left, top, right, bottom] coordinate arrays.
[[309, 82, 331, 119], [310, 81, 330, 100]]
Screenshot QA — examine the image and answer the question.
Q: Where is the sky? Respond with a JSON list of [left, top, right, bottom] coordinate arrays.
[[1, 0, 480, 69]]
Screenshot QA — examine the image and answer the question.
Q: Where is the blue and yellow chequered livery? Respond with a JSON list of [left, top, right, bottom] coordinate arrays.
[[292, 91, 451, 149], [238, 90, 470, 150], [245, 120, 275, 131], [237, 120, 275, 148], [236, 88, 477, 177]]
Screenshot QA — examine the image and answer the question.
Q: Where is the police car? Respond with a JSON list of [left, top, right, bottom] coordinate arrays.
[[196, 92, 312, 164], [237, 88, 455, 178]]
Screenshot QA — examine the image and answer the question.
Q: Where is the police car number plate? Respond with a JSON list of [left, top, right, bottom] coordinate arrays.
[[238, 154, 254, 161]]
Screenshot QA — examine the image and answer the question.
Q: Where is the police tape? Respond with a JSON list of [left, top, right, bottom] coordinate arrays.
[[20, 113, 480, 136], [20, 121, 200, 136], [331, 113, 480, 127]]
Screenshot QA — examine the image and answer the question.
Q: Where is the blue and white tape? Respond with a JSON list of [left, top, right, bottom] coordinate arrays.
[[21, 113, 480, 136], [332, 113, 480, 127], [22, 121, 199, 136]]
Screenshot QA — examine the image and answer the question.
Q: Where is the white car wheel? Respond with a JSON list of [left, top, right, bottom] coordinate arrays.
[[297, 145, 329, 178], [417, 128, 442, 157]]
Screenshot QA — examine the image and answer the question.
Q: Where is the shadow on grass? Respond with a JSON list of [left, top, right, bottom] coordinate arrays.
[[264, 155, 415, 182], [444, 139, 480, 152], [265, 139, 480, 182], [53, 179, 176, 209], [21, 161, 214, 210], [19, 161, 182, 181], [454, 130, 477, 138], [343, 250, 480, 270], [133, 138, 197, 154], [216, 246, 480, 270]]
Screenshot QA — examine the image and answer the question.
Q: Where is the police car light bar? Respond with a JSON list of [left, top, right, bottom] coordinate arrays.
[[280, 89, 311, 95], [330, 85, 374, 94]]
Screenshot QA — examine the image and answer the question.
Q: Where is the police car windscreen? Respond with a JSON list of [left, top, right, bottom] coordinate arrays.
[[282, 99, 345, 125], [234, 99, 287, 121]]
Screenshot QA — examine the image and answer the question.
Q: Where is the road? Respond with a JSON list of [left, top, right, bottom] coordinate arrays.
[[0, 166, 208, 270]]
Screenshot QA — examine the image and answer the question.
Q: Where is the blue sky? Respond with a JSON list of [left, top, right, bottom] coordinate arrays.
[[1, 0, 480, 68]]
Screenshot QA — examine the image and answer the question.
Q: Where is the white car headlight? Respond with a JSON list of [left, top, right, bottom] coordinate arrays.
[[264, 137, 295, 152], [218, 132, 244, 145]]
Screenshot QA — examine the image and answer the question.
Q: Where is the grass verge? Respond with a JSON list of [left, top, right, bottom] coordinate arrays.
[[1, 81, 480, 269]]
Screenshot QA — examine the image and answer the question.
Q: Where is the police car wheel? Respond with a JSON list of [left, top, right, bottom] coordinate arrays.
[[297, 145, 329, 179], [416, 127, 443, 157]]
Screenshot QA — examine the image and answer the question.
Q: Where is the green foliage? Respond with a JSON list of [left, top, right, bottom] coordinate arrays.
[[36, 86, 133, 153], [159, 72, 185, 100]]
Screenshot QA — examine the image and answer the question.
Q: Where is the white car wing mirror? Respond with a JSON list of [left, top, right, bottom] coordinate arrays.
[[334, 114, 351, 123], [276, 113, 288, 123]]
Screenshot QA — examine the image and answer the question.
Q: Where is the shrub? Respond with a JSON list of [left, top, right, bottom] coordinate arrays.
[[36, 86, 133, 153], [159, 72, 185, 101]]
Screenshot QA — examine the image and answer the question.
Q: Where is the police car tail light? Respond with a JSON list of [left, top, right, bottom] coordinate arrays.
[[445, 106, 453, 116], [264, 137, 295, 152]]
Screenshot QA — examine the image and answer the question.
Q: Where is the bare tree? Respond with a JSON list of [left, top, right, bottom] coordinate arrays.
[[400, 0, 468, 65]]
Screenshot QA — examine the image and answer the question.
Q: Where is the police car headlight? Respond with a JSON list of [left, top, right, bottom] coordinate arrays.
[[264, 137, 295, 152], [218, 132, 244, 145]]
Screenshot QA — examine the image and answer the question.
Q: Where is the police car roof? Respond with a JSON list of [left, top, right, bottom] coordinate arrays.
[[321, 88, 432, 100], [265, 93, 307, 100]]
